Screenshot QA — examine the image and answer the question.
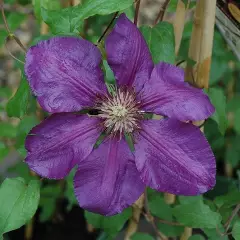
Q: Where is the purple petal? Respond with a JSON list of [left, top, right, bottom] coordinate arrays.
[[134, 119, 216, 195], [139, 62, 215, 121], [74, 137, 144, 216], [25, 114, 102, 179], [105, 14, 153, 92], [25, 37, 107, 113]]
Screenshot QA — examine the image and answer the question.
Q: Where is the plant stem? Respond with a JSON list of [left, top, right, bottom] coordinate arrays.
[[224, 204, 240, 232], [0, 1, 11, 34], [124, 194, 144, 240], [13, 35, 27, 52], [154, 0, 171, 25], [162, 192, 176, 240], [0, 0, 27, 53], [158, 218, 183, 226], [97, 12, 119, 44], [180, 227, 192, 240], [134, 0, 141, 26], [4, 36, 25, 64], [144, 189, 168, 240], [24, 171, 38, 240], [24, 218, 34, 240]]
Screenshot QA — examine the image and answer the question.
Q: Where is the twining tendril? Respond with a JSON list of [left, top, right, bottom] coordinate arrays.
[[0, 0, 27, 63], [97, 11, 119, 45]]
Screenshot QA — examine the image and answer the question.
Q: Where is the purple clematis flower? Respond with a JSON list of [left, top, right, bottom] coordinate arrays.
[[24, 14, 216, 216]]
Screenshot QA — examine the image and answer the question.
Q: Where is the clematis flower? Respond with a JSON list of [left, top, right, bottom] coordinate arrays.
[[24, 13, 216, 216]]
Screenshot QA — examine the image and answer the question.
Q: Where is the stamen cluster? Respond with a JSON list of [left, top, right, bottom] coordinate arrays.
[[97, 87, 142, 135]]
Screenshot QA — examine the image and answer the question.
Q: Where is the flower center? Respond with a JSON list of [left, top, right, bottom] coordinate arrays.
[[111, 105, 128, 118], [97, 87, 142, 135]]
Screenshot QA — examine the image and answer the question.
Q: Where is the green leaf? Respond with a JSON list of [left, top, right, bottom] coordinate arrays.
[[77, 0, 132, 18], [227, 95, 240, 112], [0, 31, 6, 48], [214, 191, 240, 208], [207, 88, 227, 135], [204, 119, 225, 151], [5, 0, 16, 3], [41, 0, 61, 9], [225, 140, 240, 167], [15, 116, 39, 156], [233, 220, 240, 240], [32, 0, 61, 21], [0, 123, 17, 138], [140, 22, 175, 64], [122, 5, 134, 21], [157, 223, 184, 237], [41, 0, 133, 34], [96, 232, 112, 240], [203, 226, 228, 240], [39, 198, 55, 222], [65, 169, 78, 211], [6, 73, 31, 118], [32, 0, 41, 20], [148, 195, 172, 220], [131, 233, 154, 240], [219, 206, 236, 223], [8, 162, 36, 182], [0, 12, 26, 46], [39, 185, 61, 222], [7, 13, 26, 30], [204, 199, 218, 212], [85, 208, 131, 236], [189, 235, 205, 240], [0, 142, 9, 161], [178, 196, 203, 205], [31, 34, 53, 46], [0, 178, 40, 237], [0, 87, 12, 99], [167, 0, 178, 12], [234, 108, 240, 134], [103, 60, 115, 84], [173, 199, 222, 228], [209, 58, 229, 85]]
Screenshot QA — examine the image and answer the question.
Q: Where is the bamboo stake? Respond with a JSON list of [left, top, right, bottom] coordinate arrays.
[[40, 22, 49, 35], [182, 1, 217, 239], [224, 66, 235, 177], [186, 0, 217, 89], [25, 219, 34, 240], [185, 0, 203, 84], [163, 192, 175, 240], [164, 193, 176, 205], [225, 63, 235, 177], [174, 0, 191, 56], [180, 227, 192, 240], [196, 0, 217, 89], [70, 0, 80, 5]]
